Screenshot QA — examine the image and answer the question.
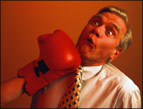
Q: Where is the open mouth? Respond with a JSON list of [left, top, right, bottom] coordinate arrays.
[[87, 38, 94, 48], [87, 38, 93, 44]]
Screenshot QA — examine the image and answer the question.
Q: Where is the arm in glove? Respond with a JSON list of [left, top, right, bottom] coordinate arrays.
[[17, 29, 81, 96]]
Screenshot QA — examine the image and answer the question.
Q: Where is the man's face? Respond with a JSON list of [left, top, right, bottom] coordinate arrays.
[[76, 12, 127, 66]]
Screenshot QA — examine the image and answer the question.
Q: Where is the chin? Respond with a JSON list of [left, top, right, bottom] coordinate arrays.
[[79, 50, 90, 61], [78, 44, 90, 53], [80, 53, 91, 64]]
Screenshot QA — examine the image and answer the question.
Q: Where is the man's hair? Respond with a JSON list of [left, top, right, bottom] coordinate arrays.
[[97, 6, 132, 63]]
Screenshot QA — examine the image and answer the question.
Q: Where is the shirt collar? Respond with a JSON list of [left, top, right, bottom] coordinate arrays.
[[82, 65, 103, 80]]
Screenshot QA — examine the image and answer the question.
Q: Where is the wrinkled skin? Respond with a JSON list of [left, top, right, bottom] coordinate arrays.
[[76, 12, 127, 66]]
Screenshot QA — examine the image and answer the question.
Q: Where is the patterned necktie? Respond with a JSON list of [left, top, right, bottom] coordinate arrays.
[[58, 66, 83, 108]]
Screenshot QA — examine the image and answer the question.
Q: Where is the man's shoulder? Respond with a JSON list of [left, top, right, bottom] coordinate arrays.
[[101, 63, 139, 92], [102, 63, 123, 74]]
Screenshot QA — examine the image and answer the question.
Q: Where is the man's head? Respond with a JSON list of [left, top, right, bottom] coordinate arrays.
[[76, 6, 132, 66]]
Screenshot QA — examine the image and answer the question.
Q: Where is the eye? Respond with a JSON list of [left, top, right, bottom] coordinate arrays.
[[107, 31, 113, 35], [94, 21, 99, 26]]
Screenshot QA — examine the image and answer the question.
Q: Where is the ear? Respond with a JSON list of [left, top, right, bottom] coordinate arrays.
[[110, 49, 122, 61]]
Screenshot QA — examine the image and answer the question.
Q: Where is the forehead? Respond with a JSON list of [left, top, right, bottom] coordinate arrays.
[[94, 12, 126, 29], [100, 12, 125, 25]]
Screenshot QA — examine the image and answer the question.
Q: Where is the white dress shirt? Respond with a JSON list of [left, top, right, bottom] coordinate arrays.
[[31, 63, 141, 108]]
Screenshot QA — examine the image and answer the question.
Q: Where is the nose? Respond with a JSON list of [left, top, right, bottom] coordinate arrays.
[[91, 25, 105, 38], [95, 33, 99, 37]]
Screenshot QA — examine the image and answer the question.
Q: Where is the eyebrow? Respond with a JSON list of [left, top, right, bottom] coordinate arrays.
[[93, 14, 103, 19], [111, 23, 120, 34], [89, 14, 103, 22]]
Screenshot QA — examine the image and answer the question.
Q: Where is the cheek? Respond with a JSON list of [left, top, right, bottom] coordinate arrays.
[[77, 43, 90, 55], [80, 25, 93, 36], [94, 38, 118, 57], [96, 38, 117, 49]]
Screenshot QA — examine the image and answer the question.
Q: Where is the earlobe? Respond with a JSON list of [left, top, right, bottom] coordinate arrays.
[[110, 49, 122, 60]]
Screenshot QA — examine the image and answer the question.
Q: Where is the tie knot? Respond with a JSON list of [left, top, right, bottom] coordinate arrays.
[[76, 66, 83, 79], [78, 66, 83, 72]]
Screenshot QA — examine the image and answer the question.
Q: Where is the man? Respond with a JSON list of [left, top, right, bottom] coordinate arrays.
[[1, 6, 141, 108]]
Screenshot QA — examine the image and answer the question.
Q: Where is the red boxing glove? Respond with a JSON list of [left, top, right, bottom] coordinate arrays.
[[18, 29, 81, 96]]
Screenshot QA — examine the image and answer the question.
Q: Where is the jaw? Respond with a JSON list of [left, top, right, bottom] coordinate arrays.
[[81, 56, 106, 66], [78, 46, 112, 66]]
